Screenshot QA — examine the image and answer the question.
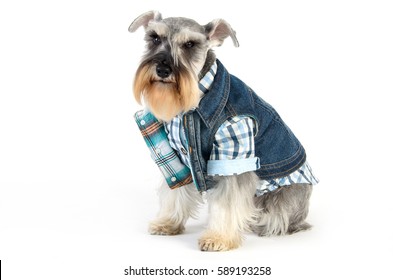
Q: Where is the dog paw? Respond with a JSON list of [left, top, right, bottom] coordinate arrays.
[[198, 231, 241, 252], [148, 220, 185, 235]]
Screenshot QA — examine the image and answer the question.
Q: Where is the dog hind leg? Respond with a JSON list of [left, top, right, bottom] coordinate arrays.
[[252, 183, 313, 236]]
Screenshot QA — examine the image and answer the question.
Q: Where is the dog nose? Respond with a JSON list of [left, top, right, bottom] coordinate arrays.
[[156, 61, 172, 78]]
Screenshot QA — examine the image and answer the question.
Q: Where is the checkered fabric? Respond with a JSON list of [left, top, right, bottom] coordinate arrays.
[[256, 161, 319, 196], [134, 110, 193, 189], [199, 62, 217, 93], [206, 115, 261, 176], [165, 116, 190, 168], [210, 116, 256, 160]]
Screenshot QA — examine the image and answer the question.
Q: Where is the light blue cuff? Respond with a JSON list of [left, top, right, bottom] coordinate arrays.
[[207, 157, 260, 176]]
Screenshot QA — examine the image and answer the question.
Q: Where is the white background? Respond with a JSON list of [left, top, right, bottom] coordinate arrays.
[[1, 0, 392, 279]]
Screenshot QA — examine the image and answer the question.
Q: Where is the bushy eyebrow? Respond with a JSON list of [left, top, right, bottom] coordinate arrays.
[[173, 29, 206, 44], [146, 21, 169, 37]]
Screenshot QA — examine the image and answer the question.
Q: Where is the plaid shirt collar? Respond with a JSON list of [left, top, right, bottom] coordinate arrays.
[[198, 61, 218, 95]]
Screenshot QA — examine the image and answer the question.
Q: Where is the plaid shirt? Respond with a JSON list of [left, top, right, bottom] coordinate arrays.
[[135, 61, 318, 193]]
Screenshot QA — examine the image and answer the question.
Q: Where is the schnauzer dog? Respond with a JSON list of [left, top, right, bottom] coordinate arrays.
[[129, 11, 318, 251]]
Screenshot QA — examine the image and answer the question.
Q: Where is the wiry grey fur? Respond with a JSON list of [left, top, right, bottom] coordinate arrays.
[[252, 183, 313, 236], [129, 11, 313, 251]]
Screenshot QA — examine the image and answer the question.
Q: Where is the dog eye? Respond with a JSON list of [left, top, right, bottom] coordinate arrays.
[[151, 34, 161, 45], [184, 41, 195, 48]]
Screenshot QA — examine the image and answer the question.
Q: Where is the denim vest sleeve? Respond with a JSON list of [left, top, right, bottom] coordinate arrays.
[[134, 110, 193, 189]]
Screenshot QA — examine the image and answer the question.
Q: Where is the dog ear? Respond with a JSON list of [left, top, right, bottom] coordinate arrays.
[[204, 19, 239, 48], [128, 11, 162, 32]]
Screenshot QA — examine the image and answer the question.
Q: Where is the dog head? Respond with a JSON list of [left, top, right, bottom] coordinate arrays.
[[129, 11, 239, 121]]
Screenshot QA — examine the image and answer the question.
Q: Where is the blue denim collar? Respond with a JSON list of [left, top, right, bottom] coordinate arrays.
[[194, 59, 230, 129]]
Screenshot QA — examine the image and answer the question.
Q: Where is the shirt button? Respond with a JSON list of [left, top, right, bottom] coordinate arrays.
[[180, 147, 187, 155], [156, 148, 161, 154], [171, 177, 177, 182], [140, 120, 146, 125]]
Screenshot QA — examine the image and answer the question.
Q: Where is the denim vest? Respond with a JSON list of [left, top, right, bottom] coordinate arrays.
[[183, 60, 306, 192]]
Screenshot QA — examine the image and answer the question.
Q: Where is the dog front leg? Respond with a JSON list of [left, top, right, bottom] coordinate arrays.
[[199, 172, 258, 251], [149, 179, 202, 235]]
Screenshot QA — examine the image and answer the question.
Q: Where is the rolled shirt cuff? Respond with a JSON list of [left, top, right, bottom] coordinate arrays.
[[207, 157, 260, 176]]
